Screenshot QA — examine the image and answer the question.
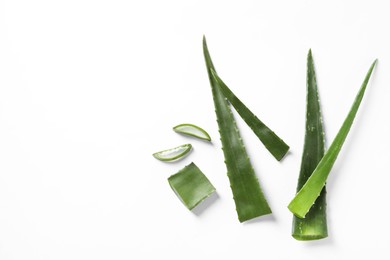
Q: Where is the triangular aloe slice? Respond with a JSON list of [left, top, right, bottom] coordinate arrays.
[[203, 36, 271, 222], [152, 144, 192, 162], [288, 59, 377, 218], [211, 70, 289, 161], [173, 124, 211, 141], [292, 50, 327, 240]]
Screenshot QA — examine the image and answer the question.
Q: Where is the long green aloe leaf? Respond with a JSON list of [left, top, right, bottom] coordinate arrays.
[[288, 59, 377, 218], [292, 50, 327, 240], [203, 36, 271, 222], [211, 70, 289, 161]]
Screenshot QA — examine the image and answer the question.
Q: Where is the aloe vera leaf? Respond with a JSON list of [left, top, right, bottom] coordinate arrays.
[[203, 36, 271, 222], [292, 50, 327, 240], [152, 144, 192, 162], [173, 123, 212, 141], [168, 162, 216, 210], [288, 59, 377, 218], [211, 70, 289, 161]]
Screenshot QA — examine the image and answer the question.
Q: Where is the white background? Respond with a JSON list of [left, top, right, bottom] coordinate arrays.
[[0, 0, 389, 259]]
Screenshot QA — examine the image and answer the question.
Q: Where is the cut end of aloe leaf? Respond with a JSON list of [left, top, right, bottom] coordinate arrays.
[[168, 162, 216, 210], [152, 144, 192, 162], [288, 203, 307, 219], [173, 124, 211, 141], [238, 206, 272, 223]]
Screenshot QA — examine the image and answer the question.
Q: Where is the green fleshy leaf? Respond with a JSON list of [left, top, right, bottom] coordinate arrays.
[[203, 36, 271, 222], [211, 70, 289, 161], [288, 59, 377, 218], [292, 50, 327, 240]]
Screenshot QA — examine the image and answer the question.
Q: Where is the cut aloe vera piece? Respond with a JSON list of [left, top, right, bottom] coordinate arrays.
[[152, 144, 192, 162], [211, 70, 289, 161], [292, 50, 327, 240], [173, 124, 211, 141], [203, 36, 271, 222], [168, 162, 216, 210], [288, 59, 377, 218]]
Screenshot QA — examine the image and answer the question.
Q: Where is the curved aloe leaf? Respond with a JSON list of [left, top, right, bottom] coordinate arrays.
[[173, 123, 211, 141], [152, 144, 192, 162], [288, 59, 377, 218], [292, 50, 327, 240], [211, 70, 289, 161], [203, 36, 271, 222], [168, 162, 216, 210]]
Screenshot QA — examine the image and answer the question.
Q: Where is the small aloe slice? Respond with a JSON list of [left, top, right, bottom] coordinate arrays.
[[203, 36, 271, 222], [292, 50, 327, 240], [152, 144, 192, 162], [168, 162, 216, 210], [288, 59, 377, 218], [173, 124, 211, 141], [211, 70, 289, 161]]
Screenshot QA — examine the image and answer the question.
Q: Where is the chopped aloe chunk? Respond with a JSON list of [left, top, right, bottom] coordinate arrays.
[[168, 162, 216, 210], [152, 144, 192, 162], [288, 59, 377, 218], [173, 124, 211, 141]]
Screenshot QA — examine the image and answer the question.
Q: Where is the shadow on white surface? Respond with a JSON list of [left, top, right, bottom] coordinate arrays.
[[242, 212, 277, 225], [192, 192, 219, 216], [302, 235, 334, 247]]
